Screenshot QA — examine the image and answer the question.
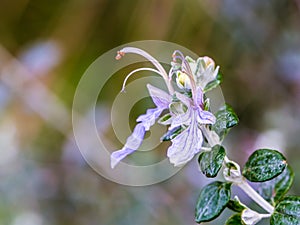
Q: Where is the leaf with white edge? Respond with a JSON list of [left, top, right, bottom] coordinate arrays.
[[211, 104, 239, 140], [258, 165, 294, 205], [227, 196, 247, 213], [195, 181, 231, 223], [225, 214, 244, 225], [160, 126, 185, 142], [223, 161, 243, 183], [204, 98, 210, 111], [204, 73, 223, 93], [158, 113, 172, 125], [271, 196, 300, 225], [242, 149, 287, 182], [198, 145, 225, 178]]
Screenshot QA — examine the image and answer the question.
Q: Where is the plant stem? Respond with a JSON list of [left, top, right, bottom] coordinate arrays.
[[238, 180, 274, 214], [202, 126, 275, 214]]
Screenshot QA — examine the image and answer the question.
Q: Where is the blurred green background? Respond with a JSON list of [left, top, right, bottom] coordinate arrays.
[[0, 0, 300, 224]]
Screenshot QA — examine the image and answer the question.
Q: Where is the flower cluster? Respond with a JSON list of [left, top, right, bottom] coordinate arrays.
[[110, 47, 300, 225], [111, 47, 220, 168]]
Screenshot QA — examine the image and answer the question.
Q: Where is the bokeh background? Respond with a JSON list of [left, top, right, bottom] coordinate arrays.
[[0, 0, 300, 224]]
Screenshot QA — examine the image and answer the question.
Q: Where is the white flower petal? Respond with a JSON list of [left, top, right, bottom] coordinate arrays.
[[110, 148, 136, 168], [167, 112, 203, 166], [147, 84, 171, 108], [175, 92, 191, 107], [110, 123, 145, 168], [241, 209, 263, 225], [197, 110, 216, 124], [136, 108, 164, 131]]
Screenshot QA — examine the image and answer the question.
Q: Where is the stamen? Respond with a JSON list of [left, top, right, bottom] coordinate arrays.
[[121, 67, 163, 92], [178, 56, 198, 105], [116, 47, 174, 94], [172, 55, 184, 63], [172, 50, 185, 60], [115, 51, 125, 60], [168, 67, 175, 79], [172, 50, 198, 103]]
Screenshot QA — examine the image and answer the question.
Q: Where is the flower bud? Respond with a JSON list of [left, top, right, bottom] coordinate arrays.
[[223, 161, 243, 184], [202, 56, 215, 68], [242, 209, 263, 225], [176, 71, 191, 89]]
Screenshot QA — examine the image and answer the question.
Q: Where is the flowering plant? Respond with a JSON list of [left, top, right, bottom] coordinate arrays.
[[111, 47, 300, 225]]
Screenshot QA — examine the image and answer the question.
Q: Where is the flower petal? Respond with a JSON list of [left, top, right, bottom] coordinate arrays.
[[136, 108, 164, 131], [195, 87, 204, 107], [198, 110, 216, 124], [110, 147, 136, 169], [175, 91, 191, 107], [147, 84, 171, 108], [169, 111, 191, 130], [167, 112, 203, 166], [192, 57, 219, 90], [125, 123, 146, 149], [110, 123, 145, 168], [168, 93, 192, 129]]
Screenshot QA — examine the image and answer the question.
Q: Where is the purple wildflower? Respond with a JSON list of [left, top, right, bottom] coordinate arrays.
[[111, 47, 219, 168]]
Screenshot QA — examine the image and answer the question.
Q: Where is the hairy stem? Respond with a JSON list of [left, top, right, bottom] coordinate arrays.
[[202, 126, 275, 214], [238, 180, 274, 214]]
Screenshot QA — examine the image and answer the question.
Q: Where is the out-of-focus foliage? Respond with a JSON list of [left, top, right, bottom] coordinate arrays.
[[0, 0, 300, 224]]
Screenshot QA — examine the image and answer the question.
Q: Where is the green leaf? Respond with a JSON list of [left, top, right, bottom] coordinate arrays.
[[225, 214, 244, 225], [258, 165, 294, 205], [195, 181, 231, 223], [211, 104, 239, 140], [271, 196, 300, 225], [204, 73, 223, 93], [227, 197, 247, 213], [158, 113, 172, 125], [160, 126, 185, 141], [203, 98, 210, 111], [242, 149, 287, 182], [198, 145, 226, 178], [183, 90, 192, 98]]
